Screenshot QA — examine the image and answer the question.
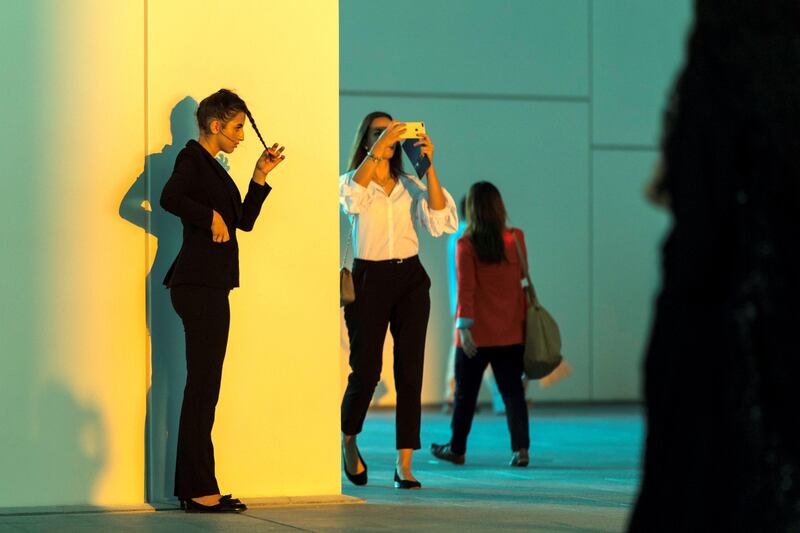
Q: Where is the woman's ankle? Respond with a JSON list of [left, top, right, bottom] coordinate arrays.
[[191, 493, 222, 505], [396, 448, 414, 471]]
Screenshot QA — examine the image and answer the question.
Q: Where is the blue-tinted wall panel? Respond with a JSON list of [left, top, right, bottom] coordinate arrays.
[[340, 0, 589, 97], [340, 0, 692, 401], [592, 0, 691, 146], [341, 96, 591, 401], [592, 150, 670, 399]]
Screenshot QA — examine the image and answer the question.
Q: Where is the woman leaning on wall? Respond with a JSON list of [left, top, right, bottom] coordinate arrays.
[[160, 88, 286, 513]]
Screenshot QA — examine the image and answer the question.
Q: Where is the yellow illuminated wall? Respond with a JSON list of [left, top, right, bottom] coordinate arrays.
[[145, 0, 340, 501], [0, 0, 340, 508]]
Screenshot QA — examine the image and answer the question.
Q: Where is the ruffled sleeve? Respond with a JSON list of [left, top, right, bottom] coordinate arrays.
[[339, 170, 381, 215], [403, 174, 459, 237]]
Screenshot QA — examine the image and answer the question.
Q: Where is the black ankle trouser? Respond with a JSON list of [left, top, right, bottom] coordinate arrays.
[[170, 285, 230, 499], [342, 256, 431, 450], [450, 344, 530, 455]]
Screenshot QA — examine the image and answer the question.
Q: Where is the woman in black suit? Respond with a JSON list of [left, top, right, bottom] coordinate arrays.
[[160, 88, 286, 512]]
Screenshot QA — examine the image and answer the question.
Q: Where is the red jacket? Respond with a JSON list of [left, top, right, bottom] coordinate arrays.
[[456, 228, 527, 348]]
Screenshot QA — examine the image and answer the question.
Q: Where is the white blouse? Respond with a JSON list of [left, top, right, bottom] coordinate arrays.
[[339, 170, 459, 260]]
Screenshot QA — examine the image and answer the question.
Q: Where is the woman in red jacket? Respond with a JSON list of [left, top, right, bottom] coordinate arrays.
[[431, 181, 530, 467]]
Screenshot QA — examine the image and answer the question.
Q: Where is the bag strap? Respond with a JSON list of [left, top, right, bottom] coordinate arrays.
[[512, 231, 538, 302], [341, 217, 353, 270]]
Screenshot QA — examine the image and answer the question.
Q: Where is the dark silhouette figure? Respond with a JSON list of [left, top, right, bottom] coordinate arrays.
[[119, 96, 229, 503], [630, 1, 800, 531]]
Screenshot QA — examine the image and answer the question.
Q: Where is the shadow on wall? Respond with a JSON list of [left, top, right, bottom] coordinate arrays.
[[119, 96, 209, 503], [0, 380, 106, 507], [34, 382, 106, 503]]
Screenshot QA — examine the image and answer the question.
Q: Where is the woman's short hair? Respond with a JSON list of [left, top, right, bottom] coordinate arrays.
[[196, 89, 268, 150]]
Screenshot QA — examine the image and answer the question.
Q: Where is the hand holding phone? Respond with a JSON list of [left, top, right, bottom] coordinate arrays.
[[372, 121, 407, 155], [402, 136, 432, 178], [413, 132, 434, 163]]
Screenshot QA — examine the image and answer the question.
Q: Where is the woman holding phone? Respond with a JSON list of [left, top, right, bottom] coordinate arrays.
[[160, 88, 286, 512], [340, 111, 458, 489]]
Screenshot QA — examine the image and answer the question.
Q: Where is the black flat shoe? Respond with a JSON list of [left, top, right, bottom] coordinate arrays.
[[179, 494, 241, 510], [394, 470, 422, 490], [182, 497, 247, 513], [342, 446, 368, 486]]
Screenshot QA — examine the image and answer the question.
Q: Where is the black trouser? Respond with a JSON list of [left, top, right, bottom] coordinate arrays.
[[170, 285, 230, 499], [450, 344, 530, 455], [342, 256, 431, 450]]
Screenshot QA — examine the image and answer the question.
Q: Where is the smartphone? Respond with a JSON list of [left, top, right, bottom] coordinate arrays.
[[402, 138, 431, 178], [399, 121, 426, 139]]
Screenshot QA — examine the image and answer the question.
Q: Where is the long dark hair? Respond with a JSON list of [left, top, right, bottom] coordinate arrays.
[[347, 111, 405, 177], [196, 88, 268, 151], [466, 181, 508, 263]]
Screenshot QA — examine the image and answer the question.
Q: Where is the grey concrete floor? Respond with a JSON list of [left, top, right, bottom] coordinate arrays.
[[0, 404, 643, 533]]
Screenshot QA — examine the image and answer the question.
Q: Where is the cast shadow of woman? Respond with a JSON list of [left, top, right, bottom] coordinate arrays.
[[118, 96, 231, 503]]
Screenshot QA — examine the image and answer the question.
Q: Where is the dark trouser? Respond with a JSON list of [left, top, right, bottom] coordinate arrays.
[[170, 285, 230, 499], [450, 344, 530, 455], [342, 255, 431, 450]]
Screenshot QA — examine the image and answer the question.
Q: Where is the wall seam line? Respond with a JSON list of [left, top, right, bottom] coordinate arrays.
[[340, 89, 588, 104], [143, 0, 152, 504], [592, 144, 658, 152], [587, 0, 595, 401]]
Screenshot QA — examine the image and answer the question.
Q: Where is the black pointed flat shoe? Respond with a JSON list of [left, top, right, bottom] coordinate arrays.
[[179, 494, 241, 510], [342, 446, 368, 486], [394, 470, 422, 490], [182, 497, 247, 513]]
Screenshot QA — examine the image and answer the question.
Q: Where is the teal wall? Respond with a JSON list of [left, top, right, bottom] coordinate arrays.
[[340, 0, 690, 401], [0, 3, 109, 506]]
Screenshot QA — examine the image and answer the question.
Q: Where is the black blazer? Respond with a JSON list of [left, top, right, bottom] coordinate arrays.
[[160, 140, 271, 289]]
